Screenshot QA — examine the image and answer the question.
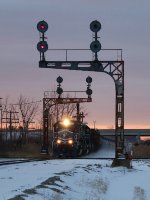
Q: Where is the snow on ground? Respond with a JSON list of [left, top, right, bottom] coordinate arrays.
[[0, 158, 150, 200], [84, 139, 115, 158], [0, 140, 148, 200]]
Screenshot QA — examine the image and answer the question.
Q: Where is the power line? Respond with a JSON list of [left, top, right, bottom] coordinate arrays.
[[1, 99, 42, 106]]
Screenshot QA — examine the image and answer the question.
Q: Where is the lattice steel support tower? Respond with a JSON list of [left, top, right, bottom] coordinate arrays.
[[36, 20, 124, 158]]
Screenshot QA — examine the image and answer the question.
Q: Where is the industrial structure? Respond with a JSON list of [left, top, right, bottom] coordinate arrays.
[[41, 76, 93, 153], [36, 20, 125, 160]]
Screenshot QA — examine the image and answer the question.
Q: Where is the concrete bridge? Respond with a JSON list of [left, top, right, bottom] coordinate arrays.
[[98, 129, 150, 136]]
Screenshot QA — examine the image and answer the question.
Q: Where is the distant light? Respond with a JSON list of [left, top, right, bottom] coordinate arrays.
[[40, 25, 45, 29], [68, 139, 73, 144], [40, 45, 44, 49], [56, 139, 61, 144], [37, 41, 48, 53], [37, 20, 48, 33]]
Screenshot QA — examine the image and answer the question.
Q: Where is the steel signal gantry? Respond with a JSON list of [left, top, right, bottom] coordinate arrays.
[[36, 20, 124, 159], [41, 77, 93, 154]]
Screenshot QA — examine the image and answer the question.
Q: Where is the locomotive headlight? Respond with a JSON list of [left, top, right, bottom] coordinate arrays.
[[63, 118, 70, 127], [68, 139, 73, 144], [56, 139, 61, 144]]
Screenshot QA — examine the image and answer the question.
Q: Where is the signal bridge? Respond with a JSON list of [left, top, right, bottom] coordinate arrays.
[[41, 76, 93, 154], [36, 20, 125, 162]]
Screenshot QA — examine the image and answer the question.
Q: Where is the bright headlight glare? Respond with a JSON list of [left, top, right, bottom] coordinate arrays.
[[57, 139, 61, 144], [63, 118, 70, 127], [68, 139, 73, 144]]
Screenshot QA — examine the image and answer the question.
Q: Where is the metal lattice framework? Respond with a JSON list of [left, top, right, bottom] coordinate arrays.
[[37, 20, 124, 158]]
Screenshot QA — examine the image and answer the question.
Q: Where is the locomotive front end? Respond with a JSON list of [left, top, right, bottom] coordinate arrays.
[[52, 119, 77, 157]]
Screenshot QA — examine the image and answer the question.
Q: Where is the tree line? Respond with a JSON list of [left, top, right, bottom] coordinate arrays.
[[0, 93, 87, 143]]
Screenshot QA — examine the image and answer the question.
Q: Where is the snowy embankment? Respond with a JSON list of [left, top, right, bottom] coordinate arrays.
[[0, 159, 150, 200], [84, 138, 115, 158]]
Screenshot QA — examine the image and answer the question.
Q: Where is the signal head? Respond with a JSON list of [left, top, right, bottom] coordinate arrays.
[[37, 41, 48, 53], [90, 40, 101, 53], [56, 76, 63, 84], [86, 76, 92, 84], [37, 20, 48, 33], [86, 88, 93, 96], [56, 87, 63, 95], [90, 20, 101, 32]]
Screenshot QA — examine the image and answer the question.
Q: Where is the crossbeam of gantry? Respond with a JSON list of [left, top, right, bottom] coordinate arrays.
[[39, 60, 122, 79]]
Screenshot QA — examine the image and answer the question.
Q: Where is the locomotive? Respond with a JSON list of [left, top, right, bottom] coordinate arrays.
[[52, 118, 100, 158]]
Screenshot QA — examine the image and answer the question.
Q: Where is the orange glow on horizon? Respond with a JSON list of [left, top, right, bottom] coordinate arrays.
[[140, 136, 150, 141], [88, 123, 150, 129]]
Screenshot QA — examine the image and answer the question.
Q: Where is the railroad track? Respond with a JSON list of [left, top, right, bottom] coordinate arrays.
[[0, 158, 48, 166]]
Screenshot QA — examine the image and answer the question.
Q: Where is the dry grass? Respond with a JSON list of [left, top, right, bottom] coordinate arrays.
[[133, 145, 150, 158], [133, 186, 146, 200], [0, 143, 50, 159]]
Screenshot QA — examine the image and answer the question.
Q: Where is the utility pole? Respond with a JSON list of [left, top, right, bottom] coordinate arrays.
[[0, 98, 2, 141], [2, 110, 19, 141], [93, 120, 96, 129]]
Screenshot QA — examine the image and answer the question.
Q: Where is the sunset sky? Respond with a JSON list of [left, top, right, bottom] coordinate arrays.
[[0, 0, 150, 129]]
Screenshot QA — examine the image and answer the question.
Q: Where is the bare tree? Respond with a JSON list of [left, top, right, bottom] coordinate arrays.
[[17, 95, 39, 141], [2, 96, 12, 141]]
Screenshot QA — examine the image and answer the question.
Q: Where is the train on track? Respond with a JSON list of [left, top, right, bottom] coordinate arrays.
[[52, 118, 100, 158]]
